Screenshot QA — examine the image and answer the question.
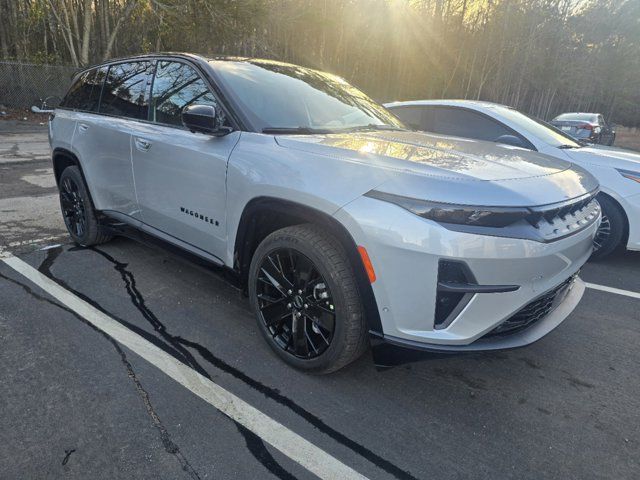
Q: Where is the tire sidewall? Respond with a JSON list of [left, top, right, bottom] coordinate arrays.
[[249, 229, 358, 372], [591, 195, 625, 259]]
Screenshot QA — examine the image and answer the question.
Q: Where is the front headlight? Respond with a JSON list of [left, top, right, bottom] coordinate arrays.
[[617, 168, 640, 184], [364, 190, 530, 228]]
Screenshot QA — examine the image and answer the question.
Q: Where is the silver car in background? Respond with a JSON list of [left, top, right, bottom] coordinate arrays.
[[49, 54, 600, 373]]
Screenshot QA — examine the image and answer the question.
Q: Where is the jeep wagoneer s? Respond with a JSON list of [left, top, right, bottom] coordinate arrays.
[[49, 53, 601, 373]]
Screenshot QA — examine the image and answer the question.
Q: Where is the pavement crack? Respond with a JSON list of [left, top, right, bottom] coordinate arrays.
[[61, 449, 76, 466], [40, 245, 418, 480], [0, 269, 202, 479], [37, 247, 202, 368], [89, 247, 211, 377], [41, 247, 298, 479], [235, 422, 299, 480]]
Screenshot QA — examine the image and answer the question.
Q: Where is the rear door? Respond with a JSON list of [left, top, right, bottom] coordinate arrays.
[[71, 61, 153, 217], [94, 60, 153, 218], [131, 59, 240, 260]]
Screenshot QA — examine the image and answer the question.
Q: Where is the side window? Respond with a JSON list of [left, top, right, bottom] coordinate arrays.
[[61, 67, 106, 112], [99, 61, 152, 120], [598, 115, 606, 126], [427, 107, 511, 142], [391, 106, 424, 130], [150, 61, 222, 127]]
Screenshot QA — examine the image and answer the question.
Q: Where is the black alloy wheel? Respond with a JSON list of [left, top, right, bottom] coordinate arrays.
[[58, 165, 113, 246], [249, 224, 368, 373], [60, 175, 87, 239], [256, 248, 335, 359]]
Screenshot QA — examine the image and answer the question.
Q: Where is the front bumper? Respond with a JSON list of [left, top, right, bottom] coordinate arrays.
[[335, 196, 598, 350]]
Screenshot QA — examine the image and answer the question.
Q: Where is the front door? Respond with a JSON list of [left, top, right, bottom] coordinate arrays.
[[131, 60, 239, 260]]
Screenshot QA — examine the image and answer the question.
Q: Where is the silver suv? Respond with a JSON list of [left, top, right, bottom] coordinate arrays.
[[50, 53, 600, 373]]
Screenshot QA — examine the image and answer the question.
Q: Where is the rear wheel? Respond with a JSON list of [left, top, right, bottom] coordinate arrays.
[[249, 224, 368, 374], [58, 166, 112, 246], [591, 195, 625, 259]]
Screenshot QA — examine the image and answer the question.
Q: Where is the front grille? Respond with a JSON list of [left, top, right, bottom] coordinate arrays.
[[523, 194, 600, 242], [485, 274, 578, 337]]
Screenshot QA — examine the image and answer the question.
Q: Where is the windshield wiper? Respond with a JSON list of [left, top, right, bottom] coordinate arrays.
[[558, 144, 579, 149], [262, 124, 407, 135], [342, 124, 407, 132], [262, 127, 333, 135]]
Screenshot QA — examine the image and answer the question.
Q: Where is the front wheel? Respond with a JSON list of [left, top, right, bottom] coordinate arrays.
[[249, 224, 368, 374]]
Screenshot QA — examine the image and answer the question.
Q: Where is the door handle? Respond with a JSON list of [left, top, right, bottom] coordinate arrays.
[[78, 123, 89, 133], [134, 137, 152, 152]]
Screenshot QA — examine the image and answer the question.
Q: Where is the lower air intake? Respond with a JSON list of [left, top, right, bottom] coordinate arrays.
[[484, 274, 578, 337]]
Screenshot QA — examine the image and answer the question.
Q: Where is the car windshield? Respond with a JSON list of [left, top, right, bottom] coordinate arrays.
[[211, 60, 405, 133], [490, 106, 582, 148], [554, 113, 598, 122]]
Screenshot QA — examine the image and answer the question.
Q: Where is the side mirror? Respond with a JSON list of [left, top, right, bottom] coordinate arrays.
[[181, 104, 232, 136], [495, 134, 528, 149]]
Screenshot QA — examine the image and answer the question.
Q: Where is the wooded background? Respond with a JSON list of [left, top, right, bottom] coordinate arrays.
[[1, 0, 639, 125]]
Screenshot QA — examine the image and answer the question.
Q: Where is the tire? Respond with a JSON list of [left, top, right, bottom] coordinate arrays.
[[58, 165, 113, 246], [591, 195, 625, 260], [609, 134, 615, 146], [248, 224, 368, 374]]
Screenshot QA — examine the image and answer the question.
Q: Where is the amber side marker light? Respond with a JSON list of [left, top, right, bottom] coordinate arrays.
[[357, 246, 377, 283]]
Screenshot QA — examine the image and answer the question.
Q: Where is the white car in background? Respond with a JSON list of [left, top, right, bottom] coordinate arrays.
[[386, 100, 640, 258]]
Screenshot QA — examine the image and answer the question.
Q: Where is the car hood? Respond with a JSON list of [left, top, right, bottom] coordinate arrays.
[[564, 145, 640, 171], [276, 130, 571, 181], [275, 130, 598, 206]]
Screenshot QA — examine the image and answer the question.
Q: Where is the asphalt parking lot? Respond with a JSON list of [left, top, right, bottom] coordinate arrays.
[[1, 123, 639, 479]]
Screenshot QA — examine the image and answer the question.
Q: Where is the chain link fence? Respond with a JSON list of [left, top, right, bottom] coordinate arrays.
[[0, 61, 78, 109]]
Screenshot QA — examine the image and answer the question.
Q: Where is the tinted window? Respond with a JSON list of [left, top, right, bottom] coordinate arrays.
[[424, 107, 511, 141], [62, 67, 106, 112], [99, 62, 152, 119], [392, 106, 424, 129], [150, 61, 220, 127]]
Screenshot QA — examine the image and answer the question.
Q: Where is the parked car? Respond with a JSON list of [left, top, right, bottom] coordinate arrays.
[[386, 100, 639, 258], [550, 112, 616, 145], [50, 54, 600, 373]]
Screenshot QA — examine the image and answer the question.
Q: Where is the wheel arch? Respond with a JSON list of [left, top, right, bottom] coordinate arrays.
[[234, 196, 383, 335], [52, 147, 100, 205], [597, 190, 629, 244], [52, 148, 83, 186]]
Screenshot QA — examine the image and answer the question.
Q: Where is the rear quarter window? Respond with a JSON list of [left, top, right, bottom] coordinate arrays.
[[61, 67, 106, 112], [99, 61, 153, 120]]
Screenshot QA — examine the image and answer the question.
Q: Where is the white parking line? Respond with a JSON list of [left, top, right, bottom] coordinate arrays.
[[585, 282, 640, 300], [0, 253, 368, 480], [6, 235, 68, 249]]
